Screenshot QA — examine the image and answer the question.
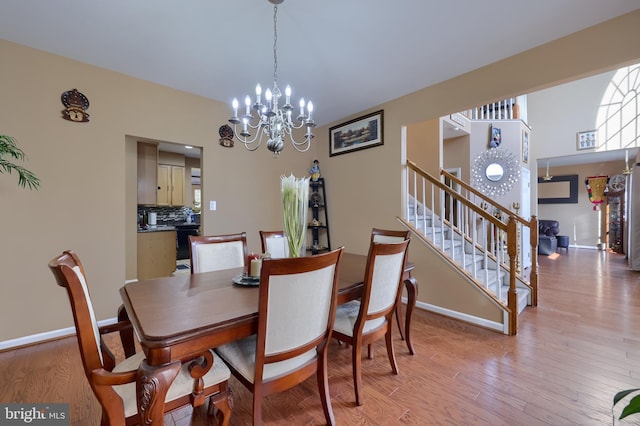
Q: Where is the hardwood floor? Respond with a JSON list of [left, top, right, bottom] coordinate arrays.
[[2, 248, 640, 425]]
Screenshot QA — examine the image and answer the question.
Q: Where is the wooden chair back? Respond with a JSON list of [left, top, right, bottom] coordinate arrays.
[[370, 227, 410, 244], [359, 240, 410, 331], [217, 247, 344, 425], [49, 250, 115, 376], [189, 232, 247, 273], [259, 230, 289, 259], [49, 250, 233, 425]]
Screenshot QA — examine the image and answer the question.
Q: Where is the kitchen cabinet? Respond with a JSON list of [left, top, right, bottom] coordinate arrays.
[[137, 230, 177, 280], [157, 164, 185, 206], [137, 142, 158, 205]]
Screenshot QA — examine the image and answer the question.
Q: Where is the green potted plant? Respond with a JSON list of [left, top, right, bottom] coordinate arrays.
[[613, 388, 640, 422], [0, 134, 39, 189]]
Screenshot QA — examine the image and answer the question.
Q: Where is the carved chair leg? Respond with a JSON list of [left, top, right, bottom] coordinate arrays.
[[117, 304, 136, 358], [317, 348, 336, 426], [208, 383, 233, 426], [352, 340, 364, 406], [395, 302, 405, 340], [385, 329, 399, 375]]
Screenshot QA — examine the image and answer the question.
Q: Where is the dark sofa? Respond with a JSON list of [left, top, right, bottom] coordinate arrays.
[[538, 219, 559, 255]]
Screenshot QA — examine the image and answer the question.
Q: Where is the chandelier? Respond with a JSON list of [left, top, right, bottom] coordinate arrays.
[[229, 0, 315, 157]]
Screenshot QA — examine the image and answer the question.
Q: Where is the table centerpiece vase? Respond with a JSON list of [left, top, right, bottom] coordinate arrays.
[[281, 174, 309, 257]]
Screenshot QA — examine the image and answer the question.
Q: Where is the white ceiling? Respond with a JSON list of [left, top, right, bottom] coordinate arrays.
[[1, 0, 639, 130]]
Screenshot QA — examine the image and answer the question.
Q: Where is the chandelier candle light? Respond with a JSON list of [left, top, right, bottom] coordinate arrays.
[[229, 0, 315, 157]]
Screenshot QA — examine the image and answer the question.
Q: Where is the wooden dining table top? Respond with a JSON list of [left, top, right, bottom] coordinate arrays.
[[120, 252, 414, 362]]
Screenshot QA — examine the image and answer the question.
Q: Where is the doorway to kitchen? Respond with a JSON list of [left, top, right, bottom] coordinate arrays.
[[136, 139, 202, 276]]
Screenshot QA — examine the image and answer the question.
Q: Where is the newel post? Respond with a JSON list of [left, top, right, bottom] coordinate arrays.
[[507, 215, 518, 335]]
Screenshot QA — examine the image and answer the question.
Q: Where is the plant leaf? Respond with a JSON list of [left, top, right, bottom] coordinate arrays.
[[619, 394, 640, 420], [614, 389, 640, 405]]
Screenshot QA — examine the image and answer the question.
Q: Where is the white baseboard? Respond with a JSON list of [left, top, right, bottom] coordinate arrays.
[[0, 317, 118, 352], [414, 300, 505, 333]]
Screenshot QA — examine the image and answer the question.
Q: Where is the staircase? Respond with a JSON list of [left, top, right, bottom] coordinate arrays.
[[400, 160, 539, 335]]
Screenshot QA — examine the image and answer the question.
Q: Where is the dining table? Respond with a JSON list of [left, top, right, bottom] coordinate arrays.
[[119, 252, 417, 424]]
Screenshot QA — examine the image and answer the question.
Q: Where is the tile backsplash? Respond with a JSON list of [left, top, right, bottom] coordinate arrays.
[[137, 206, 198, 225]]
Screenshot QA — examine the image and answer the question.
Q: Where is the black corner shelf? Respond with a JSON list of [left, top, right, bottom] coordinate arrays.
[[307, 178, 331, 255]]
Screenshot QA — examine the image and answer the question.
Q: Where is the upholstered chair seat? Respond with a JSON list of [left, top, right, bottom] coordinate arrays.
[[333, 300, 386, 336], [113, 350, 231, 418], [215, 336, 316, 384]]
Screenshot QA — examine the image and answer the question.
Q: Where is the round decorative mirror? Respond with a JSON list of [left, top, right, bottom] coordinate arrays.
[[485, 163, 504, 182], [471, 147, 520, 197]]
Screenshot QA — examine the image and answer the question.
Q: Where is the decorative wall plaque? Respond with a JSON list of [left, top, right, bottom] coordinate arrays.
[[219, 125, 234, 148], [61, 89, 90, 122]]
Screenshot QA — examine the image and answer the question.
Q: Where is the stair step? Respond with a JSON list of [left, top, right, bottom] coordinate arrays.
[[498, 286, 530, 314]]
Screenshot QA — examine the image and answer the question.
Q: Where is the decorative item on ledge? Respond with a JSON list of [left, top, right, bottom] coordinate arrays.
[[623, 149, 633, 175], [576, 130, 596, 151], [542, 160, 553, 181], [471, 147, 520, 197], [228, 0, 315, 157]]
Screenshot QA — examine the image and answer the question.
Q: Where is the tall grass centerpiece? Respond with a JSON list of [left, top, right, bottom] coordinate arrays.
[[281, 174, 310, 257]]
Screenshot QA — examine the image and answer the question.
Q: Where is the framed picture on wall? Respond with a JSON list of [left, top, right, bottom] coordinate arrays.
[[576, 130, 596, 150], [329, 110, 383, 156], [522, 129, 529, 164]]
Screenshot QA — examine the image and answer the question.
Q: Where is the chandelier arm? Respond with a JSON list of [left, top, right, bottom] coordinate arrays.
[[230, 123, 265, 146], [286, 131, 312, 147]]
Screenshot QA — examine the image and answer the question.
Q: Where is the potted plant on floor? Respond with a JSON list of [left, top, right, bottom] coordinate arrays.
[[0, 134, 39, 189], [613, 388, 640, 423]]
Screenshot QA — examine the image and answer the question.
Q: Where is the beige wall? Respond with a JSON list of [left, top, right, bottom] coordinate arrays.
[[2, 9, 640, 343], [1, 39, 312, 342]]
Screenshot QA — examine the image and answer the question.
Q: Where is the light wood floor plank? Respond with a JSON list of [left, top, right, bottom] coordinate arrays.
[[2, 248, 640, 424]]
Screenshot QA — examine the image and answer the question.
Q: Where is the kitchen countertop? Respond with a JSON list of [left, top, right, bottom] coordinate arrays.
[[138, 225, 176, 233], [137, 222, 200, 233]]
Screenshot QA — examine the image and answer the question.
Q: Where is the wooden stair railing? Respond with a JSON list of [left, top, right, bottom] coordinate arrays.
[[403, 160, 538, 335]]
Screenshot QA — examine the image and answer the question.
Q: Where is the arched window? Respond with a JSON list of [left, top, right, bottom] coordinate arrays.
[[595, 63, 639, 151]]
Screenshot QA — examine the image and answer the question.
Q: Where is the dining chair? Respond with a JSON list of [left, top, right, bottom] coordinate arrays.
[[259, 230, 289, 259], [371, 228, 411, 343], [189, 232, 247, 274], [371, 227, 410, 244], [49, 250, 233, 426], [215, 247, 344, 426], [332, 239, 410, 406]]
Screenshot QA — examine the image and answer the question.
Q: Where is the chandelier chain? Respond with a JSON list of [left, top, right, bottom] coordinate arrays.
[[272, 4, 278, 87]]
